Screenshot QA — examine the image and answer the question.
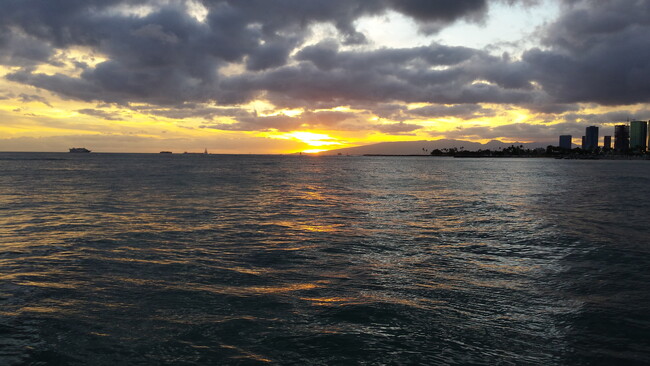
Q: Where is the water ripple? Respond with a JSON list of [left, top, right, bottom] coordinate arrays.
[[1, 154, 649, 364]]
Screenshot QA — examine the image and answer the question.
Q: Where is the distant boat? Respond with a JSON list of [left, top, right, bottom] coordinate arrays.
[[204, 148, 208, 154], [160, 151, 172, 154], [69, 147, 91, 153]]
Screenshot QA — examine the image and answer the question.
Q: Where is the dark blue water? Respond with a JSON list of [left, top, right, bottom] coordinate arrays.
[[1, 153, 649, 365]]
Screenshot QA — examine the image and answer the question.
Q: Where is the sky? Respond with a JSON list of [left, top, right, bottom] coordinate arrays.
[[1, 0, 649, 153]]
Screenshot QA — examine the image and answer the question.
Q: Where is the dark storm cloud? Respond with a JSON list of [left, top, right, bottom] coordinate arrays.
[[296, 40, 479, 71], [374, 122, 422, 135], [202, 110, 356, 131], [408, 103, 496, 119], [233, 48, 541, 109], [7, 70, 106, 103], [0, 31, 54, 66], [524, 0, 650, 105], [0, 0, 530, 106], [363, 104, 408, 121], [1, 0, 648, 127], [388, 0, 486, 21], [561, 108, 650, 124], [202, 114, 301, 131], [133, 105, 253, 120]]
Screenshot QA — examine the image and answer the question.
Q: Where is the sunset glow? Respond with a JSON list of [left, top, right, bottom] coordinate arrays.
[[2, 1, 649, 363], [0, 0, 648, 153]]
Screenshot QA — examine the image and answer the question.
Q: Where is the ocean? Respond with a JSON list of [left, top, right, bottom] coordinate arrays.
[[1, 153, 649, 365]]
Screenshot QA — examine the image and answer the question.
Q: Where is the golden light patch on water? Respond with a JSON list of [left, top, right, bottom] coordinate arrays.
[[264, 245, 316, 251], [230, 354, 273, 363], [16, 281, 80, 289], [245, 282, 323, 294], [413, 282, 459, 291], [16, 297, 84, 314], [118, 277, 169, 287], [301, 225, 337, 232], [15, 306, 62, 313], [0, 272, 49, 281], [94, 256, 186, 266], [301, 292, 443, 310], [276, 220, 342, 233], [89, 332, 111, 337], [300, 296, 366, 307], [220, 266, 266, 275], [208, 265, 292, 276], [301, 297, 353, 302], [0, 311, 20, 316], [221, 344, 273, 363], [182, 281, 329, 297]]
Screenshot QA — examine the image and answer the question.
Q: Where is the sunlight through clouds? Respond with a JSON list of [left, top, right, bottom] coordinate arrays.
[[0, 0, 648, 153]]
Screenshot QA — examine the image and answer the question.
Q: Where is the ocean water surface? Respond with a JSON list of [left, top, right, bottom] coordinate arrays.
[[1, 153, 649, 365]]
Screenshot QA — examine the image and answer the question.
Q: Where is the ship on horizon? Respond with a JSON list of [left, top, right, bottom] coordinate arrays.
[[69, 147, 91, 153]]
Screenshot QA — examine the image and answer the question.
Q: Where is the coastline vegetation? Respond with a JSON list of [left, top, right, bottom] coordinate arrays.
[[427, 145, 650, 159]]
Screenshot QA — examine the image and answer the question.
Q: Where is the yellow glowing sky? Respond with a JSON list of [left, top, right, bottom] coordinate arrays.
[[1, 56, 645, 154], [0, 1, 647, 153]]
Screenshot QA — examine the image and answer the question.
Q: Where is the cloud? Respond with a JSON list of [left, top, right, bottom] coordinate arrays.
[[202, 110, 357, 131], [132, 24, 180, 44], [18, 93, 52, 107], [443, 122, 578, 143], [524, 0, 650, 105], [1, 0, 537, 108], [389, 0, 487, 20], [1, 0, 649, 145], [132, 105, 253, 120], [77, 108, 122, 120], [0, 31, 54, 67], [374, 122, 422, 135], [442, 118, 633, 144], [561, 108, 650, 124], [408, 104, 496, 119]]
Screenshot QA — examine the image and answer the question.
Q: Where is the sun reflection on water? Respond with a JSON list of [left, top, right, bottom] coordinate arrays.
[[1, 155, 649, 365]]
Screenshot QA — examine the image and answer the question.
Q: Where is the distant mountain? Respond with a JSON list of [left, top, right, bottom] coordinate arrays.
[[323, 139, 550, 155]]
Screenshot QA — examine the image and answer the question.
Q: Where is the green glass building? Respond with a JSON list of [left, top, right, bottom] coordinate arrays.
[[630, 121, 648, 152]]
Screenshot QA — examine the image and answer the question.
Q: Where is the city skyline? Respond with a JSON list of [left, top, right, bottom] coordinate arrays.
[[1, 0, 650, 153], [559, 121, 649, 152]]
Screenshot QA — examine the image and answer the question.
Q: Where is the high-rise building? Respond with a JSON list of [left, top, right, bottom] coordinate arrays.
[[581, 136, 586, 149], [630, 120, 648, 152], [614, 124, 630, 152], [603, 136, 612, 149], [584, 126, 599, 150], [559, 135, 572, 150]]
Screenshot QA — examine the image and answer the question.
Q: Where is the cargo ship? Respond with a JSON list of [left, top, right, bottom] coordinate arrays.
[[69, 147, 91, 153]]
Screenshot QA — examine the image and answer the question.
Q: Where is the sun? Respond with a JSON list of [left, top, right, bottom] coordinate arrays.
[[266, 131, 345, 153], [287, 132, 339, 146], [302, 148, 329, 154]]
